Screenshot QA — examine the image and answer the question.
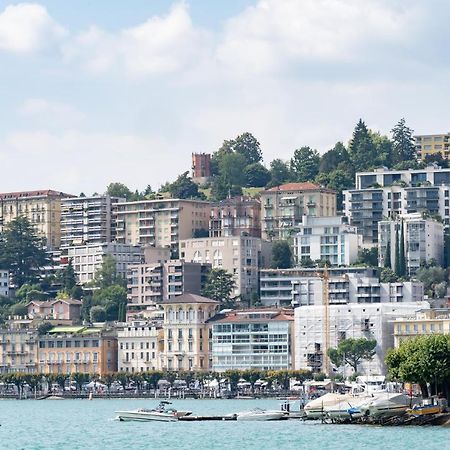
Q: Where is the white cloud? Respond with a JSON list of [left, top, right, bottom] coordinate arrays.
[[19, 98, 85, 125], [0, 3, 66, 53]]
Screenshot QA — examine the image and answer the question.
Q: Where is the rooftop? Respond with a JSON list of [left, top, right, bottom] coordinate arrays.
[[265, 182, 333, 193], [159, 293, 219, 305], [0, 190, 72, 199]]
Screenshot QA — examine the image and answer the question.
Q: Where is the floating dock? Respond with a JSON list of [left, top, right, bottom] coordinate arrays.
[[179, 415, 237, 421]]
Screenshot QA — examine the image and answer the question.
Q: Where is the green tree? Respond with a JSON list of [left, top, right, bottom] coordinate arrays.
[[315, 168, 354, 210], [227, 132, 263, 165], [398, 220, 406, 277], [219, 153, 247, 186], [202, 268, 235, 304], [243, 163, 271, 187], [391, 118, 417, 165], [90, 305, 107, 322], [10, 303, 28, 316], [348, 119, 378, 172], [380, 267, 399, 283], [0, 217, 48, 287], [167, 171, 205, 199], [394, 225, 401, 276], [356, 248, 378, 267], [327, 338, 377, 373], [93, 256, 124, 288], [415, 265, 447, 298], [319, 142, 350, 173], [106, 182, 133, 200], [37, 322, 53, 335], [384, 240, 391, 269], [268, 159, 291, 187], [370, 131, 393, 167], [270, 241, 292, 269], [210, 176, 231, 201], [290, 147, 320, 182], [61, 260, 77, 291]]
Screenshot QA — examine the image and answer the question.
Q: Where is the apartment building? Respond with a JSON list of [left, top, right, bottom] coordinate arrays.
[[117, 320, 163, 372], [126, 260, 210, 315], [60, 195, 123, 248], [0, 190, 72, 250], [260, 267, 424, 308], [378, 214, 444, 276], [115, 198, 211, 258], [0, 269, 9, 297], [415, 133, 450, 160], [180, 236, 272, 299], [293, 216, 361, 266], [27, 299, 82, 322], [66, 243, 143, 284], [209, 309, 294, 372], [38, 326, 117, 375], [294, 302, 429, 375], [394, 309, 450, 347], [160, 293, 219, 371], [260, 182, 337, 240], [209, 196, 261, 238]]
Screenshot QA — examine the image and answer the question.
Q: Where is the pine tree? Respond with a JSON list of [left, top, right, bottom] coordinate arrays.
[[394, 224, 400, 276], [398, 220, 406, 277], [384, 240, 391, 269], [348, 119, 378, 172], [391, 118, 416, 165]]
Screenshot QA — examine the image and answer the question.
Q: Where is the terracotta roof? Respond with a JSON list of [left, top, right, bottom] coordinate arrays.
[[51, 298, 82, 306], [159, 293, 219, 305], [27, 301, 53, 307], [265, 182, 331, 192], [0, 190, 73, 199]]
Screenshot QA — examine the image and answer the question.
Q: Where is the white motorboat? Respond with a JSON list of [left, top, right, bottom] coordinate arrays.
[[115, 401, 191, 422], [236, 408, 287, 421], [359, 392, 411, 419], [304, 393, 348, 419]]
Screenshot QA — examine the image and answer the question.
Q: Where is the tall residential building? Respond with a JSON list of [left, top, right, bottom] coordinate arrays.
[[260, 267, 424, 308], [209, 309, 294, 372], [394, 309, 450, 347], [378, 214, 444, 276], [114, 198, 211, 259], [293, 215, 361, 266], [60, 195, 123, 248], [66, 243, 143, 284], [0, 269, 9, 297], [414, 133, 450, 160], [294, 302, 429, 375], [126, 260, 210, 315], [191, 153, 212, 185], [0, 190, 72, 250], [160, 293, 219, 371], [209, 196, 261, 238], [117, 320, 162, 372], [180, 236, 272, 299]]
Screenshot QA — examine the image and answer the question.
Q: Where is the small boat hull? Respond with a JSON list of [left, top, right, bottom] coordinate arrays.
[[236, 410, 287, 421], [115, 410, 178, 422]]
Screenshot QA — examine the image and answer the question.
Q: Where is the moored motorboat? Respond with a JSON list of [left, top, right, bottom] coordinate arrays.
[[236, 408, 287, 421], [115, 401, 191, 422], [359, 392, 411, 419]]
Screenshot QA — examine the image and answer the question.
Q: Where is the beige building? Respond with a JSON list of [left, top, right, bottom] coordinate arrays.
[[394, 309, 450, 347], [415, 133, 450, 160], [160, 293, 219, 371], [27, 299, 82, 322], [180, 236, 272, 300], [260, 182, 337, 240], [0, 190, 72, 250], [117, 320, 163, 372], [114, 198, 211, 259]]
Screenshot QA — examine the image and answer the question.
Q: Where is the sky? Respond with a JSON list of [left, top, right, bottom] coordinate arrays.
[[1, 0, 450, 195]]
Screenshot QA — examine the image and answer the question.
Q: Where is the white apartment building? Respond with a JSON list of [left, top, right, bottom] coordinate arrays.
[[117, 321, 162, 372], [209, 309, 294, 372], [260, 267, 424, 308], [114, 198, 211, 259], [378, 214, 444, 276], [61, 195, 123, 248], [0, 270, 9, 297], [67, 243, 143, 284], [294, 216, 361, 266], [294, 302, 430, 375], [180, 236, 272, 299]]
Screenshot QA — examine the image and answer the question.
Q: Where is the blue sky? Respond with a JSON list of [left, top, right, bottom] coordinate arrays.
[[1, 0, 449, 195]]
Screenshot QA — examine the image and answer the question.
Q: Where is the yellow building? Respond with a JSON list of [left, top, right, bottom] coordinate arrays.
[[38, 326, 117, 375], [415, 133, 450, 160], [0, 190, 72, 250], [394, 309, 450, 347], [159, 293, 219, 371]]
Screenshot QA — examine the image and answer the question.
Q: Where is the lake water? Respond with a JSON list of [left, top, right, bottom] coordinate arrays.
[[0, 398, 448, 449]]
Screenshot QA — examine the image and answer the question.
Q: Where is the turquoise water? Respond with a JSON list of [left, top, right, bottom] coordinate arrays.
[[0, 398, 448, 449]]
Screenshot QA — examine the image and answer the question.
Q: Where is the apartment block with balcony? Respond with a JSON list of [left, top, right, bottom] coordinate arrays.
[[0, 190, 72, 250], [209, 196, 261, 238], [60, 195, 124, 248], [378, 213, 444, 276], [293, 215, 361, 266], [394, 309, 450, 347], [160, 293, 219, 371], [294, 302, 429, 375], [0, 269, 9, 297], [260, 182, 337, 241], [209, 309, 294, 372], [415, 134, 450, 160], [117, 320, 163, 372], [180, 236, 272, 299], [38, 326, 117, 375], [114, 199, 211, 259]]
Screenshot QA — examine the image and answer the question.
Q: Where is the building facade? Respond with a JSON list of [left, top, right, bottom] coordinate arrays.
[[191, 153, 212, 185], [61, 195, 123, 248], [209, 309, 294, 372], [260, 182, 337, 241], [27, 299, 82, 322], [294, 302, 429, 375], [378, 214, 444, 276], [117, 321, 162, 372], [180, 236, 272, 299], [415, 134, 450, 160], [0, 190, 72, 250], [115, 198, 211, 258], [160, 294, 219, 371], [293, 216, 361, 266], [209, 196, 261, 238], [0, 269, 9, 297], [66, 243, 143, 284]]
